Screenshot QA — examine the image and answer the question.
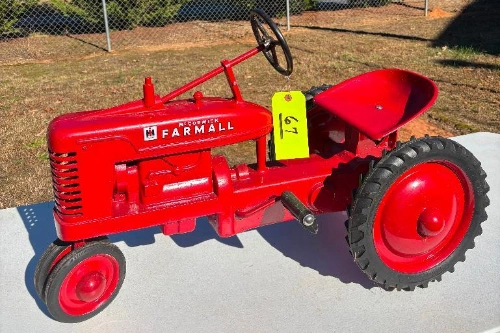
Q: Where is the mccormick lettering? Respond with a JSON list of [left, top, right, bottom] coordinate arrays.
[[178, 118, 219, 127]]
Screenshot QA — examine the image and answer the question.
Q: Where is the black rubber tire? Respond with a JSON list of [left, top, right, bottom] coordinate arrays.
[[347, 136, 490, 290], [44, 241, 126, 323], [34, 237, 109, 302], [34, 239, 73, 301], [303, 84, 332, 110]]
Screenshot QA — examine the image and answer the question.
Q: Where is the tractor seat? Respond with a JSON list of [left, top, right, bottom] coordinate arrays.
[[313, 69, 438, 140]]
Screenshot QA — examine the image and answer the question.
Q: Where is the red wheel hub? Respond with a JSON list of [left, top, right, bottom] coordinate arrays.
[[58, 254, 120, 316], [373, 162, 474, 273], [75, 272, 107, 302], [417, 208, 445, 237]]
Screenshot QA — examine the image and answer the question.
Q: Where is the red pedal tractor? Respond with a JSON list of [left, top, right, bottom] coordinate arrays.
[[35, 9, 489, 322]]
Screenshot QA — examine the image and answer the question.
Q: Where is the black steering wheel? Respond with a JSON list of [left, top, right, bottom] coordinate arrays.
[[250, 9, 293, 76]]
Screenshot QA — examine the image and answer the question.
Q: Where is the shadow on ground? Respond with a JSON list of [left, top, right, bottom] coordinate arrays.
[[18, 202, 373, 316], [433, 0, 500, 56], [292, 25, 430, 42], [430, 76, 500, 95], [435, 59, 500, 71], [257, 212, 375, 289], [17, 202, 57, 318]]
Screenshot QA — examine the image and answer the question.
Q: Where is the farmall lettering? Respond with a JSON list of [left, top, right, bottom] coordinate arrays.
[[144, 118, 234, 141]]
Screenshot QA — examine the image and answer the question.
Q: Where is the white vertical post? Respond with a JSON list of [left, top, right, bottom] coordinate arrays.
[[425, 0, 429, 16], [102, 0, 112, 52], [286, 0, 290, 31]]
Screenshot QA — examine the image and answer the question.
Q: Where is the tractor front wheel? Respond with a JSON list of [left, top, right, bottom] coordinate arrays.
[[43, 240, 126, 323], [347, 136, 489, 290], [34, 239, 73, 301]]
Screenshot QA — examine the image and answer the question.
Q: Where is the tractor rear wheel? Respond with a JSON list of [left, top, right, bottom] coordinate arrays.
[[43, 240, 126, 323], [347, 136, 489, 290]]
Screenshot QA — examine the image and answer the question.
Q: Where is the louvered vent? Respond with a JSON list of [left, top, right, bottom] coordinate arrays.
[[49, 150, 82, 216]]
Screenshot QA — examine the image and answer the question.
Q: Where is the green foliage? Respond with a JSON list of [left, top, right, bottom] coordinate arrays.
[[50, 0, 133, 30], [302, 0, 317, 11], [106, 1, 135, 29], [0, 0, 37, 35], [132, 0, 190, 27], [49, 0, 192, 30], [49, 0, 95, 29]]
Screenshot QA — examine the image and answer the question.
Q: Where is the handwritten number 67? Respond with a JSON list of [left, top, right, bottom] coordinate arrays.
[[279, 114, 300, 139]]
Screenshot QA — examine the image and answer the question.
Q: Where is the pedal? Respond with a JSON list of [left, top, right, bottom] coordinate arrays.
[[280, 191, 318, 234]]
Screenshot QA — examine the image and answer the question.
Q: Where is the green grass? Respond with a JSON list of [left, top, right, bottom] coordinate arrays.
[[449, 45, 483, 59]]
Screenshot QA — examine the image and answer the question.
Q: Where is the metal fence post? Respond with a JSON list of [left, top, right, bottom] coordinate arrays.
[[102, 0, 112, 52], [425, 0, 429, 16], [286, 0, 290, 31]]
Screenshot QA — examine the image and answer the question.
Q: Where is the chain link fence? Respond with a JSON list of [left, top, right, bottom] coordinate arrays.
[[1, 0, 468, 64]]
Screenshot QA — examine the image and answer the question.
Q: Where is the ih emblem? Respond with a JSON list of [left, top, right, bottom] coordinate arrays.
[[143, 126, 157, 141]]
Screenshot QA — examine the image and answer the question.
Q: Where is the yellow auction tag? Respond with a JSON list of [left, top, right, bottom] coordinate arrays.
[[271, 91, 309, 160]]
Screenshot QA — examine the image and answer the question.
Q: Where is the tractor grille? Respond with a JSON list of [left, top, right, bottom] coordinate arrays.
[[49, 150, 82, 216]]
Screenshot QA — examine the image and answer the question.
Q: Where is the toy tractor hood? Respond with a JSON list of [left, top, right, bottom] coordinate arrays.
[[48, 95, 272, 156]]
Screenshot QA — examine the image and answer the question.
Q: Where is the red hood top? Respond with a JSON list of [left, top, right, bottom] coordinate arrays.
[[48, 96, 272, 157]]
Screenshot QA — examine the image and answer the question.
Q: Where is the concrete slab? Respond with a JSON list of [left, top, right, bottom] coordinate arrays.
[[1, 133, 499, 333]]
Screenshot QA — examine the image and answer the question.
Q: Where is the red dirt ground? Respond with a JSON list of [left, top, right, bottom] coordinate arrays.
[[427, 8, 453, 19], [399, 117, 453, 141]]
